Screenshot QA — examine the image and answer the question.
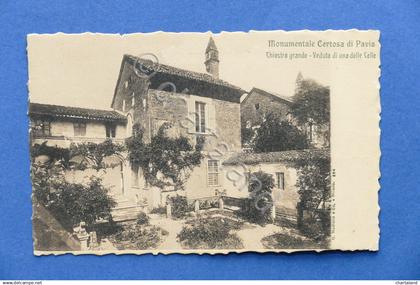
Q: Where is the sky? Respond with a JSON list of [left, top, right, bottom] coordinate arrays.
[[28, 32, 331, 110]]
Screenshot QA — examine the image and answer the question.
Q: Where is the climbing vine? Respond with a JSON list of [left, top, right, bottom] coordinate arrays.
[[126, 123, 204, 191]]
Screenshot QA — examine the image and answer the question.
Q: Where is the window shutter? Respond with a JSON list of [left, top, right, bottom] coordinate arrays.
[[186, 98, 195, 134], [208, 102, 216, 133]]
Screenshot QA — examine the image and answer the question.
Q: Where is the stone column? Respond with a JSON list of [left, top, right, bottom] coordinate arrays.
[[194, 200, 200, 213], [74, 222, 90, 251], [78, 233, 90, 251], [89, 231, 98, 248], [218, 197, 224, 210], [271, 204, 276, 222], [166, 202, 172, 219]]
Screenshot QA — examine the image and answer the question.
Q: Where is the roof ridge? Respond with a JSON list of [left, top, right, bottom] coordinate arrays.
[[126, 55, 246, 93], [29, 102, 117, 112], [29, 102, 127, 122], [250, 87, 294, 103]]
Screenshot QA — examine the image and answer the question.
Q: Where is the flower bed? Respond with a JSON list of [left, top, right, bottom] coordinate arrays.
[[102, 212, 168, 250], [177, 216, 244, 249]]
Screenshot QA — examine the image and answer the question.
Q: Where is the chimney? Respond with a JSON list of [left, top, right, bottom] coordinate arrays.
[[205, 37, 219, 78]]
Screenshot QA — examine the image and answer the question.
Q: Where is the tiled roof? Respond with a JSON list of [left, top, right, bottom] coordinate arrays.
[[223, 149, 329, 166], [125, 55, 246, 93], [29, 103, 127, 123], [243, 87, 294, 105]]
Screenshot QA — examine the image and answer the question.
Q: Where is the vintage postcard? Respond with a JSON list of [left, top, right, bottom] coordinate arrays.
[[28, 30, 380, 255]]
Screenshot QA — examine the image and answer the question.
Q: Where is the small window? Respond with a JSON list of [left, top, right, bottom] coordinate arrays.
[[276, 172, 285, 190], [132, 92, 135, 107], [208, 160, 219, 186], [124, 80, 129, 89], [73, 122, 86, 136], [33, 119, 51, 137], [122, 100, 126, 112], [246, 121, 251, 128], [106, 124, 116, 138], [195, 102, 206, 133], [255, 103, 260, 110]]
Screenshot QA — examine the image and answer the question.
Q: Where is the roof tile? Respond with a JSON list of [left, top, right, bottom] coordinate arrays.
[[223, 149, 329, 165], [29, 103, 127, 123]]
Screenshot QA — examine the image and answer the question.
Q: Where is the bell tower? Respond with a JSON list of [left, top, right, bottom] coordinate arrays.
[[205, 37, 219, 78]]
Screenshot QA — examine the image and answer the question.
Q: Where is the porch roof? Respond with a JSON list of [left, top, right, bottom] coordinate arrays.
[[29, 103, 127, 123], [222, 149, 329, 166]]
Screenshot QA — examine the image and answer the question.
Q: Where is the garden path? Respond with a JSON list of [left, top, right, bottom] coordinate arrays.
[[149, 214, 184, 250], [236, 223, 288, 249]]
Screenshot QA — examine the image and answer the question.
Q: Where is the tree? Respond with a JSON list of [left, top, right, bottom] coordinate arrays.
[[244, 171, 275, 224], [292, 79, 330, 126], [295, 150, 331, 239], [252, 113, 308, 153], [31, 140, 125, 229], [126, 123, 204, 191], [241, 122, 255, 147], [33, 166, 116, 230]]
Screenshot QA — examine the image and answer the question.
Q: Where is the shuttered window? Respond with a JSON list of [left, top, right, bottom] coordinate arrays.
[[73, 122, 86, 136], [195, 102, 206, 133], [106, 124, 116, 138], [276, 172, 285, 190], [33, 120, 51, 137], [208, 160, 219, 186]]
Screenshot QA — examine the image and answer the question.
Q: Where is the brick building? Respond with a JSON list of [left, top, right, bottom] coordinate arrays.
[[241, 84, 329, 149], [29, 38, 329, 222], [241, 87, 293, 147], [111, 38, 246, 209]]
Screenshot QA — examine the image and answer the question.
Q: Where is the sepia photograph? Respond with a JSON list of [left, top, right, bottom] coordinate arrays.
[[28, 31, 378, 255], [3, 0, 420, 282]]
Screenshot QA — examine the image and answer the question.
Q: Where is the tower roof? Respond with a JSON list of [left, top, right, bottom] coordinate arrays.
[[206, 37, 218, 52]]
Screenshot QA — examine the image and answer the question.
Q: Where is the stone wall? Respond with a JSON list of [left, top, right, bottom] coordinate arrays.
[[112, 58, 243, 207], [241, 90, 292, 129]]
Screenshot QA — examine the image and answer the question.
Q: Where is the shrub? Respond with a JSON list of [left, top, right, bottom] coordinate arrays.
[[150, 206, 167, 215], [295, 151, 331, 239], [262, 232, 327, 249], [112, 224, 162, 250], [253, 114, 309, 152], [169, 195, 189, 219], [177, 217, 243, 249], [32, 166, 116, 230], [136, 212, 150, 225], [299, 209, 330, 240], [198, 199, 218, 210]]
